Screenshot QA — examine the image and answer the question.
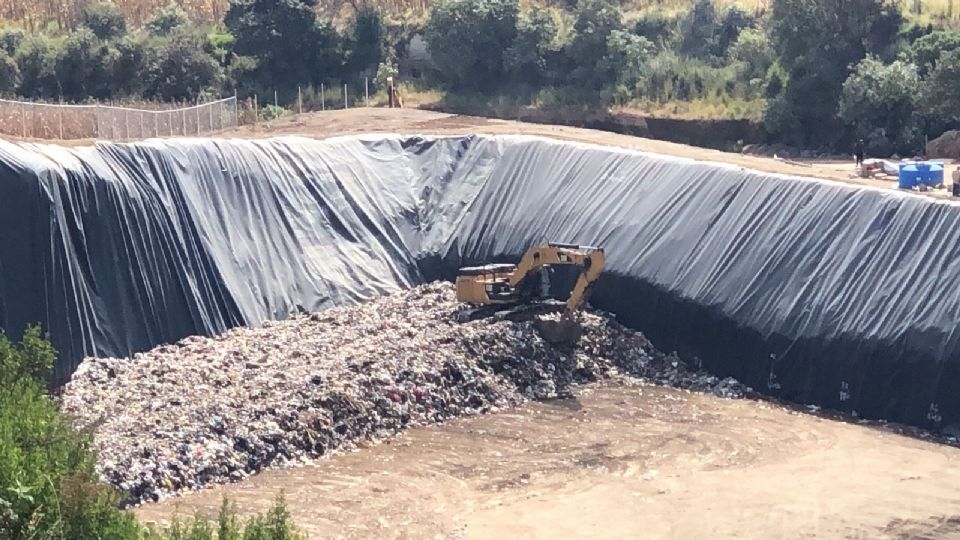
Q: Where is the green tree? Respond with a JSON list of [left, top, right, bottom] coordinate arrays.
[[224, 0, 343, 90], [54, 28, 111, 100], [0, 326, 141, 539], [766, 0, 902, 145], [604, 30, 654, 92], [146, 3, 190, 37], [678, 0, 719, 60], [907, 30, 960, 76], [503, 10, 558, 86], [728, 28, 775, 82], [144, 32, 223, 101], [347, 6, 385, 75], [425, 0, 519, 91], [0, 50, 19, 95], [840, 57, 920, 154], [921, 48, 960, 125], [14, 35, 58, 98], [633, 11, 677, 49], [0, 27, 25, 56], [564, 0, 623, 90], [83, 1, 127, 40]]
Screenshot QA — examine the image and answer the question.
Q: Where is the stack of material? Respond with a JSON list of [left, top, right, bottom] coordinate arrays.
[[62, 282, 748, 505]]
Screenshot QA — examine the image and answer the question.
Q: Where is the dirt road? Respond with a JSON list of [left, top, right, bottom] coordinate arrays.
[[227, 108, 955, 198], [136, 383, 960, 539]]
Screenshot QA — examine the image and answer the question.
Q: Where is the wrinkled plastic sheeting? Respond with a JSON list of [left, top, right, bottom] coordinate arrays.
[[2, 133, 960, 429]]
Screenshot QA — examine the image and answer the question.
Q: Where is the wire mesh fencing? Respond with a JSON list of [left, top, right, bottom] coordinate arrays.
[[0, 96, 239, 141]]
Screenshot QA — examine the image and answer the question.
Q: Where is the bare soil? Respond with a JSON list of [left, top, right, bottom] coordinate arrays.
[[226, 108, 956, 198], [136, 383, 960, 539]]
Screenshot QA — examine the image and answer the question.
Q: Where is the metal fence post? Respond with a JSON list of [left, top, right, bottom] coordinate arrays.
[[209, 104, 214, 132], [253, 94, 259, 127], [20, 101, 26, 137], [139, 111, 145, 139], [298, 86, 303, 115], [58, 102, 64, 139], [343, 84, 348, 109], [321, 83, 325, 111], [196, 105, 201, 135], [94, 106, 101, 138], [154, 112, 159, 137], [365, 77, 369, 107], [124, 109, 130, 140], [182, 108, 187, 136]]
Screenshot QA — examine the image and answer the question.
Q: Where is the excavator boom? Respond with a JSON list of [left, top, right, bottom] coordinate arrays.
[[455, 242, 605, 316]]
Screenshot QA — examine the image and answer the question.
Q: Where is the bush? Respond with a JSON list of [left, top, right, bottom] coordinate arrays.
[[0, 326, 135, 539], [14, 35, 58, 98], [83, 1, 127, 40], [0, 50, 19, 95], [146, 3, 190, 37], [0, 27, 25, 55], [55, 28, 113, 100], [921, 48, 960, 125], [425, 0, 520, 91], [504, 9, 558, 86], [564, 0, 623, 90], [143, 32, 224, 101], [839, 56, 920, 154], [632, 11, 677, 49], [728, 28, 774, 82], [260, 104, 287, 121], [907, 30, 960, 76]]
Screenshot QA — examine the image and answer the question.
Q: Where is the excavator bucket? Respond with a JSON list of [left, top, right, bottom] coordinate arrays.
[[533, 317, 583, 346]]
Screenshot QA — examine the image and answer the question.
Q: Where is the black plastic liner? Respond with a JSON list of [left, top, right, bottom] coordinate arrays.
[[2, 134, 959, 429]]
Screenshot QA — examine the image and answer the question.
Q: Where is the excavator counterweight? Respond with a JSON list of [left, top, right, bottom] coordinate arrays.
[[454, 243, 605, 344]]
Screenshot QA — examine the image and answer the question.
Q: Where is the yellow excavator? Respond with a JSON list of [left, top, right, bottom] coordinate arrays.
[[454, 242, 605, 344]]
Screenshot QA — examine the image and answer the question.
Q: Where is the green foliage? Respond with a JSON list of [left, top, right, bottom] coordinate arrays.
[[766, 0, 903, 145], [728, 27, 774, 81], [348, 6, 385, 74], [425, 0, 519, 91], [504, 10, 558, 85], [840, 56, 921, 154], [55, 28, 110, 100], [146, 3, 190, 37], [260, 104, 287, 121], [375, 58, 399, 89], [0, 326, 135, 539], [563, 0, 623, 90], [83, 1, 128, 40], [907, 30, 960, 75], [0, 50, 18, 95], [632, 11, 678, 49], [0, 27, 25, 56], [605, 30, 654, 91], [14, 35, 58, 98], [143, 32, 224, 101], [921, 48, 960, 125], [225, 0, 344, 91]]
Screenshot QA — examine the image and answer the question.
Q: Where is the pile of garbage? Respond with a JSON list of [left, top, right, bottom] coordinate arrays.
[[62, 282, 749, 505]]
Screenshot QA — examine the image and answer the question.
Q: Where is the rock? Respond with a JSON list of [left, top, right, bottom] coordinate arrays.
[[926, 130, 960, 159]]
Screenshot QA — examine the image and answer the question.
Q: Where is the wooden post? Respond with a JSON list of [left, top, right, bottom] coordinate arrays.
[[387, 77, 394, 108]]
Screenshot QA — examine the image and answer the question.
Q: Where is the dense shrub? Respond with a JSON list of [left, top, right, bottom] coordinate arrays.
[[83, 1, 128, 40], [146, 3, 190, 37], [840, 57, 921, 154]]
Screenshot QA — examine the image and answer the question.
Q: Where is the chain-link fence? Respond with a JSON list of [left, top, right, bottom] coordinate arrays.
[[0, 96, 239, 141]]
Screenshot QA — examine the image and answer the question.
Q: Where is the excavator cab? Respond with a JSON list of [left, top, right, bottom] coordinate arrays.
[[455, 242, 605, 345]]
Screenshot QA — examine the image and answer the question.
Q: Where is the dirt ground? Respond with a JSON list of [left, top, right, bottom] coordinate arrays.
[[226, 108, 956, 198], [136, 383, 960, 539]]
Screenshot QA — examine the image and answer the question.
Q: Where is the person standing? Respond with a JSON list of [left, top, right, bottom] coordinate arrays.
[[855, 139, 865, 168]]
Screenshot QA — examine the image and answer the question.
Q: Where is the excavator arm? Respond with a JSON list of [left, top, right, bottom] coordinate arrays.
[[506, 243, 605, 315], [456, 242, 605, 314]]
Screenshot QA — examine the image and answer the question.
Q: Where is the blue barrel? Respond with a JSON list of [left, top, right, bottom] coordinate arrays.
[[927, 163, 945, 186], [899, 164, 919, 189]]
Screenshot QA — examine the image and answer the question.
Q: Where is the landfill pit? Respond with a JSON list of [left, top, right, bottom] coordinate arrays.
[[62, 282, 748, 505]]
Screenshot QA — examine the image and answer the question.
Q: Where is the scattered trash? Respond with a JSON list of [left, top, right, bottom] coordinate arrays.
[[62, 282, 750, 505]]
